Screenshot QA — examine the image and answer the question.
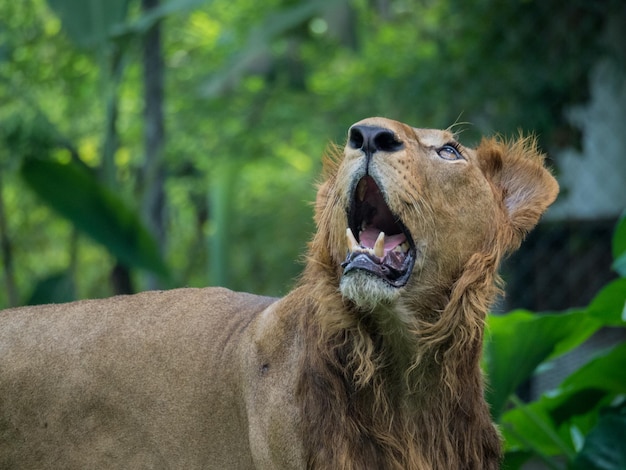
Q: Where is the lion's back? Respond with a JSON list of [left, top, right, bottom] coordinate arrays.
[[0, 287, 277, 469]]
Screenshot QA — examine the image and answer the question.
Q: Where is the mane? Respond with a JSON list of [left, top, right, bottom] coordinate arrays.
[[294, 230, 503, 469]]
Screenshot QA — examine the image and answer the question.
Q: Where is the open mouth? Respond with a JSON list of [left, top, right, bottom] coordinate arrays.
[[341, 176, 416, 287]]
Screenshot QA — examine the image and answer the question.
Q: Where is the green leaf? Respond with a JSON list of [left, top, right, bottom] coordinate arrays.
[[549, 388, 609, 428], [558, 342, 626, 396], [501, 450, 533, 470], [501, 343, 626, 461], [612, 211, 626, 265], [501, 397, 575, 458], [484, 309, 601, 420], [538, 341, 626, 439], [586, 278, 626, 326], [571, 411, 626, 470], [27, 270, 75, 306], [613, 253, 626, 278], [46, 0, 130, 48], [21, 159, 168, 277]]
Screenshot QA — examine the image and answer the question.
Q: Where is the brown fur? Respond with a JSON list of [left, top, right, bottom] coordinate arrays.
[[0, 118, 558, 469]]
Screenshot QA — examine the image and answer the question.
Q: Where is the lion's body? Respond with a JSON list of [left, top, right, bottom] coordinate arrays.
[[0, 118, 558, 469], [0, 288, 306, 469]]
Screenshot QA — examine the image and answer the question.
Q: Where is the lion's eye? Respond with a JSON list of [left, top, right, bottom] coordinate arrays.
[[437, 143, 464, 161]]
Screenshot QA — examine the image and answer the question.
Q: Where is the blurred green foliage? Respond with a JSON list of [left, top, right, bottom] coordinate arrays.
[[484, 214, 626, 469], [1, 0, 623, 305]]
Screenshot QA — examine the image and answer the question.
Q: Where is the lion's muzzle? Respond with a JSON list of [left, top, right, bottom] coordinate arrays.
[[341, 123, 417, 289]]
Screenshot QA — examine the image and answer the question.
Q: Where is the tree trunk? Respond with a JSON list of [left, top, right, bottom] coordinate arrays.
[[141, 0, 167, 290]]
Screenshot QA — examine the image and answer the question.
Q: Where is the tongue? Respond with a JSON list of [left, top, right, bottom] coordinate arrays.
[[359, 228, 406, 252]]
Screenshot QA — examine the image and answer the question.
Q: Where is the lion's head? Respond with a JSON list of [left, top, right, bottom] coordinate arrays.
[[311, 117, 558, 312]]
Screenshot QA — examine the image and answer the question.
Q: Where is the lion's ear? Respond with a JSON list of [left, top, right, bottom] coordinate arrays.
[[477, 136, 559, 248]]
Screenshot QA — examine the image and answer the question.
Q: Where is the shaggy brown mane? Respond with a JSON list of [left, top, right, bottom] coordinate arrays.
[[296, 221, 503, 470]]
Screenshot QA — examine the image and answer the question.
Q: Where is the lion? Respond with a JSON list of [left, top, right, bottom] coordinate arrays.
[[0, 117, 558, 469]]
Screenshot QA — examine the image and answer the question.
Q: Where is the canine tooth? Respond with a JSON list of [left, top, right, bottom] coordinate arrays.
[[346, 228, 359, 252], [374, 232, 385, 258], [393, 242, 410, 254]]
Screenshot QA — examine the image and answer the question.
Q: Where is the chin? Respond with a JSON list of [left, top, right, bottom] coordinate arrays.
[[339, 270, 401, 311]]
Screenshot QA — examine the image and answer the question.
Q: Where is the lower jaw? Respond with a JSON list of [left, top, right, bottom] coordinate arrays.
[[340, 270, 401, 310], [341, 249, 415, 282]]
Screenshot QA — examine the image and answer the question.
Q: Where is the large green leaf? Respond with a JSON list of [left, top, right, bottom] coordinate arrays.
[[501, 343, 626, 461], [21, 159, 168, 277], [570, 410, 626, 470], [484, 309, 601, 420], [500, 398, 575, 459], [537, 342, 626, 434], [557, 342, 626, 397], [46, 0, 130, 48], [586, 278, 626, 326]]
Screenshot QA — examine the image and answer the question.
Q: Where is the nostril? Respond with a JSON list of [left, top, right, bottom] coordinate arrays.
[[349, 127, 364, 150], [348, 125, 403, 154], [374, 131, 403, 153]]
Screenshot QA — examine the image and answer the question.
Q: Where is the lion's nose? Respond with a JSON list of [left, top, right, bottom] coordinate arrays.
[[348, 125, 404, 155]]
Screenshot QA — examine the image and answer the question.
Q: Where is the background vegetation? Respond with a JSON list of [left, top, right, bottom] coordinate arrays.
[[484, 214, 626, 469], [2, 0, 623, 302], [1, 0, 624, 468]]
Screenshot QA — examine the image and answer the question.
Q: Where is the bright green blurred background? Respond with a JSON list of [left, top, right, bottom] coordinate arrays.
[[1, 0, 623, 305]]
